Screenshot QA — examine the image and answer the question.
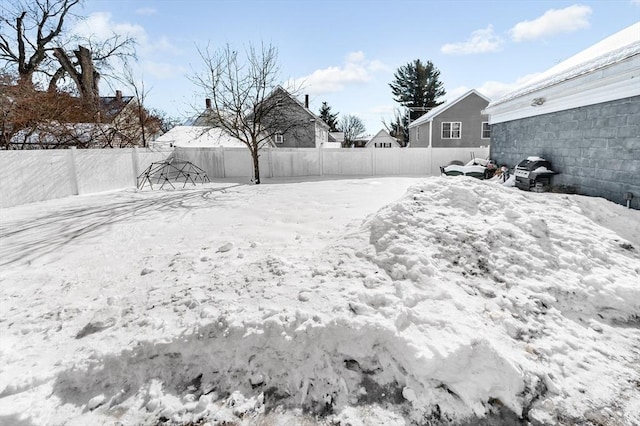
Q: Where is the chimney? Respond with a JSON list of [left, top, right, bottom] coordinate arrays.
[[304, 94, 309, 109], [206, 98, 212, 109], [115, 90, 122, 101]]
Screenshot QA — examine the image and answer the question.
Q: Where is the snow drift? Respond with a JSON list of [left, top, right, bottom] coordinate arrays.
[[0, 177, 638, 425]]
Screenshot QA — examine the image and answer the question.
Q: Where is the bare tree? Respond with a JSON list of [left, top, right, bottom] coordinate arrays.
[[124, 69, 147, 146], [52, 45, 99, 114], [383, 108, 408, 146], [191, 42, 306, 184], [0, 0, 81, 86], [338, 114, 366, 148], [48, 34, 136, 90], [149, 108, 180, 133], [0, 71, 101, 149], [1, 0, 136, 108]]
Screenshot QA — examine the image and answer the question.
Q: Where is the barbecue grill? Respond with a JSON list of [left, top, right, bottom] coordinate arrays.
[[514, 156, 557, 191]]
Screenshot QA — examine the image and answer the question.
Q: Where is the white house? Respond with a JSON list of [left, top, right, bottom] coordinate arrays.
[[365, 129, 401, 148]]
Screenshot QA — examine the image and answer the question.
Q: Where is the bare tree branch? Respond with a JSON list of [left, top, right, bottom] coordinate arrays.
[[0, 0, 81, 85], [190, 41, 311, 184], [338, 115, 366, 147]]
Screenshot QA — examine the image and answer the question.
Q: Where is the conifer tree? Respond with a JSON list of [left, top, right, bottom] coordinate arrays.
[[389, 59, 445, 121], [318, 101, 339, 132]]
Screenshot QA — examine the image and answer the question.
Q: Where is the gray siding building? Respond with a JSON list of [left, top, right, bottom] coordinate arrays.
[[485, 23, 640, 209], [408, 90, 490, 148], [189, 87, 329, 149]]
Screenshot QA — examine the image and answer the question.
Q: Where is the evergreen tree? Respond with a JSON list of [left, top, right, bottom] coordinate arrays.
[[389, 59, 446, 121], [318, 101, 339, 131]]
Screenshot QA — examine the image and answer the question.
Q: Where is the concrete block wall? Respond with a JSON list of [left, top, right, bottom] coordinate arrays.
[[490, 96, 640, 209]]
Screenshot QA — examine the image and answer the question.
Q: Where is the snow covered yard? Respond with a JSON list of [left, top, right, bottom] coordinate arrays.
[[0, 176, 639, 426]]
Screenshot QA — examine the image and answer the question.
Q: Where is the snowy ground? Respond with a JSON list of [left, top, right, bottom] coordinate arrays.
[[1, 176, 639, 426]]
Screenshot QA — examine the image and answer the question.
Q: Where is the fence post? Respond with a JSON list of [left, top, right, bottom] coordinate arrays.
[[67, 147, 79, 195], [318, 146, 323, 176], [372, 146, 377, 176], [218, 147, 226, 178], [268, 148, 273, 178], [132, 147, 140, 187]]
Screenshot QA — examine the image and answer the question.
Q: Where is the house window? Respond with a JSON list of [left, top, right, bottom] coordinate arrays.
[[482, 122, 491, 139], [275, 133, 283, 144], [442, 122, 461, 139]]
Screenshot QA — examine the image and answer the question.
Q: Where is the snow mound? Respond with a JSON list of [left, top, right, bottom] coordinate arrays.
[[350, 178, 640, 423], [1, 177, 639, 425]]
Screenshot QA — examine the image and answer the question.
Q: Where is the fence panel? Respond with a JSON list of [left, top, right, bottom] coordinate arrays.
[[271, 148, 321, 177], [136, 149, 175, 173], [1, 148, 172, 208], [374, 148, 431, 175], [0, 150, 73, 208], [174, 148, 226, 178], [222, 148, 254, 178], [322, 149, 373, 176], [75, 149, 135, 194]]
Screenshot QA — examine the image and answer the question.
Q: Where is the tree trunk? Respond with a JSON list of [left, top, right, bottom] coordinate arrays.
[[251, 148, 261, 184], [48, 67, 66, 92], [53, 46, 100, 117], [76, 46, 100, 110]]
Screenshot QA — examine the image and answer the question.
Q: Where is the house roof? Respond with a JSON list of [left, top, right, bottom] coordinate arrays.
[[99, 95, 134, 123], [186, 86, 329, 130], [487, 22, 640, 109], [365, 129, 400, 147], [270, 86, 330, 130], [408, 89, 490, 128], [153, 126, 254, 148], [329, 132, 344, 143]]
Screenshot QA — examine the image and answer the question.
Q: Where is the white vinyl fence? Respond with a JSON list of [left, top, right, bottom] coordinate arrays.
[[174, 146, 490, 179], [0, 147, 172, 208], [0, 145, 489, 208]]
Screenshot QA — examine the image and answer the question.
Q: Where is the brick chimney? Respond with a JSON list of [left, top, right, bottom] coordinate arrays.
[[304, 94, 309, 109], [115, 90, 122, 101], [206, 98, 212, 109]]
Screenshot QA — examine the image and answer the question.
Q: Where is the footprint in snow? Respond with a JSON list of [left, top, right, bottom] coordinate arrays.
[[217, 242, 233, 253]]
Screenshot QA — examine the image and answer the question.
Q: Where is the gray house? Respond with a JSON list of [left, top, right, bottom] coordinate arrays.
[[264, 87, 330, 148], [190, 86, 329, 148], [484, 22, 640, 209], [408, 89, 491, 148]]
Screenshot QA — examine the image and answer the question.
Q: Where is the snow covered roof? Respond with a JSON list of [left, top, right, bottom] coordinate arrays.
[[329, 132, 344, 143], [152, 126, 249, 148], [408, 89, 490, 129], [489, 22, 640, 108]]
